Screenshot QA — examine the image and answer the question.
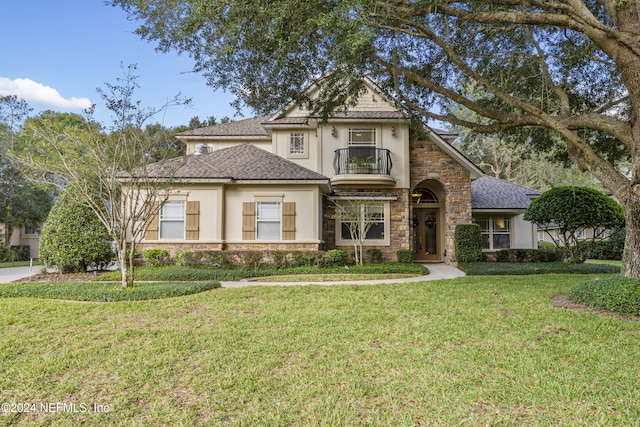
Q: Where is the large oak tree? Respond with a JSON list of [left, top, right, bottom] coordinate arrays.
[[112, 0, 640, 277]]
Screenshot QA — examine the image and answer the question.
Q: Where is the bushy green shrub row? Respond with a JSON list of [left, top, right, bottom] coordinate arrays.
[[496, 248, 565, 263], [570, 278, 640, 315], [0, 280, 219, 302], [460, 262, 620, 276]]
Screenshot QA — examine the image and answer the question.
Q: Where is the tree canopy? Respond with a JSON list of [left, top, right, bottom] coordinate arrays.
[[525, 186, 624, 263], [111, 0, 640, 276]]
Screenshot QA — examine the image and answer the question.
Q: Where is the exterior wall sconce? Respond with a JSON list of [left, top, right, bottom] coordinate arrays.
[[331, 126, 337, 137], [391, 126, 396, 136]]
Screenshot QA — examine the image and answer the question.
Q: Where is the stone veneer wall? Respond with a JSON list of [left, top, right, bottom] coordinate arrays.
[[410, 137, 473, 264], [139, 242, 321, 256], [322, 188, 411, 262]]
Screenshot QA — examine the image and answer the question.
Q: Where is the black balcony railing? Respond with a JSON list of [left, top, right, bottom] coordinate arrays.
[[333, 147, 393, 175]]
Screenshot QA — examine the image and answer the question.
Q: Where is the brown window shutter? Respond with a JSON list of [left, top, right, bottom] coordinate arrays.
[[282, 202, 296, 240], [185, 201, 200, 240], [144, 202, 160, 240], [242, 202, 256, 240]]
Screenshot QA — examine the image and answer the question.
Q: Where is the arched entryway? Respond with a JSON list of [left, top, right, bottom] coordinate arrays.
[[412, 180, 445, 261]]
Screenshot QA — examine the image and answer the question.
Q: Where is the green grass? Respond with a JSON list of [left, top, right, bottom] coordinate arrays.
[[0, 281, 219, 302], [249, 273, 419, 282], [1, 273, 639, 425], [95, 263, 428, 282], [0, 260, 43, 268]]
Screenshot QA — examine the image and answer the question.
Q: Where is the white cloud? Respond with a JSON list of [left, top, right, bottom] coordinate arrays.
[[0, 77, 92, 110]]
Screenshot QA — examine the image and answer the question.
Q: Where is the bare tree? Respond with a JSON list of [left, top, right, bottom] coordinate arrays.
[[16, 65, 188, 288]]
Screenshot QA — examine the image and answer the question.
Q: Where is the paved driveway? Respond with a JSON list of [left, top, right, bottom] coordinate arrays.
[[0, 266, 39, 284]]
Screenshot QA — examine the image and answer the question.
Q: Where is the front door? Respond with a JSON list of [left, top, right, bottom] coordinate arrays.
[[413, 208, 440, 261]]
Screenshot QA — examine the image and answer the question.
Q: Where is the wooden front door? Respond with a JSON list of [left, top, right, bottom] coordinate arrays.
[[413, 208, 440, 261]]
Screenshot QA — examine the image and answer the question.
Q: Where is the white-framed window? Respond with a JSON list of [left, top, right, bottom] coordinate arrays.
[[576, 228, 586, 240], [290, 133, 305, 154], [474, 217, 511, 250], [339, 202, 386, 241], [256, 202, 281, 240], [195, 143, 213, 154], [160, 201, 185, 239], [348, 128, 376, 146]]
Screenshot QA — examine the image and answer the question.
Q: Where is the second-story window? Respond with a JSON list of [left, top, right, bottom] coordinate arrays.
[[348, 128, 376, 146], [290, 133, 305, 154]]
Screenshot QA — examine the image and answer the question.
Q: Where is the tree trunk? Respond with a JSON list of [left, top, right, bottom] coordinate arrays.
[[118, 246, 129, 289], [621, 196, 640, 278]]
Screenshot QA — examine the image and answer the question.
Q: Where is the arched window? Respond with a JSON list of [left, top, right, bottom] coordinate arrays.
[[411, 188, 438, 204]]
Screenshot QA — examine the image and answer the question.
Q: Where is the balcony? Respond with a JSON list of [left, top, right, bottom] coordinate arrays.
[[332, 147, 396, 186]]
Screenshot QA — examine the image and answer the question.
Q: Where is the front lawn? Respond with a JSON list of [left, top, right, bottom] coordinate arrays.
[[460, 261, 620, 275], [1, 273, 638, 425]]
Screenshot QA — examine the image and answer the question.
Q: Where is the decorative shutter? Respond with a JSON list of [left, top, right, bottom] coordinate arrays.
[[242, 202, 256, 240], [185, 201, 200, 240], [282, 202, 296, 240], [144, 202, 160, 240]]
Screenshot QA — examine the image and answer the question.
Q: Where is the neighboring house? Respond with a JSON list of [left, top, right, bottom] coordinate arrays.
[[1, 224, 41, 259], [537, 225, 610, 246], [136, 78, 539, 264]]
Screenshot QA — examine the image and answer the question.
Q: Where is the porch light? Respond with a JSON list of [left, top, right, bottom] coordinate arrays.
[[331, 126, 337, 137], [391, 126, 396, 136]]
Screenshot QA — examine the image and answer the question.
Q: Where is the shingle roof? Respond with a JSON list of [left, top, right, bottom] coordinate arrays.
[[142, 144, 329, 181], [176, 115, 271, 137], [471, 176, 540, 210]]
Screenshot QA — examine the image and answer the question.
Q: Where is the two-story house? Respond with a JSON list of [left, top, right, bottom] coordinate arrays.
[[138, 78, 539, 263]]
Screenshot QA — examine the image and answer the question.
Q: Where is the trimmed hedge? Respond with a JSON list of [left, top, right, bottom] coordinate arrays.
[[570, 278, 640, 316], [496, 248, 565, 263], [324, 249, 349, 266], [460, 262, 620, 276], [455, 224, 483, 263], [366, 248, 382, 264]]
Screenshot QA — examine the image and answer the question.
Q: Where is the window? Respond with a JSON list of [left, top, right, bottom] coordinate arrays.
[[195, 144, 213, 154], [256, 202, 281, 240], [474, 217, 511, 250], [160, 201, 185, 239], [348, 128, 376, 146], [576, 228, 586, 240], [23, 227, 40, 236], [290, 133, 305, 154], [340, 203, 385, 240]]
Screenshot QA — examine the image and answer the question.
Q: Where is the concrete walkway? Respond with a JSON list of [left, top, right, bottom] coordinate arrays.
[[220, 263, 465, 288], [0, 266, 40, 284]]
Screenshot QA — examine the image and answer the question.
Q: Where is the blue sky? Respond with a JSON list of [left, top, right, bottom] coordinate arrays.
[[1, 1, 243, 128]]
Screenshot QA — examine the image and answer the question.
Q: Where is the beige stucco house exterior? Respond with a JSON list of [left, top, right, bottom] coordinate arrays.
[[138, 78, 539, 263]]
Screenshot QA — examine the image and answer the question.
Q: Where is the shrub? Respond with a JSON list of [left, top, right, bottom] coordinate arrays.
[[570, 277, 640, 315], [9, 245, 30, 262], [366, 248, 382, 264], [396, 249, 414, 264], [39, 189, 114, 273], [496, 248, 565, 263], [455, 224, 483, 263], [291, 250, 321, 267], [143, 249, 171, 266], [269, 250, 289, 268], [174, 251, 187, 266], [238, 251, 264, 270], [537, 241, 557, 250], [324, 249, 349, 266]]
